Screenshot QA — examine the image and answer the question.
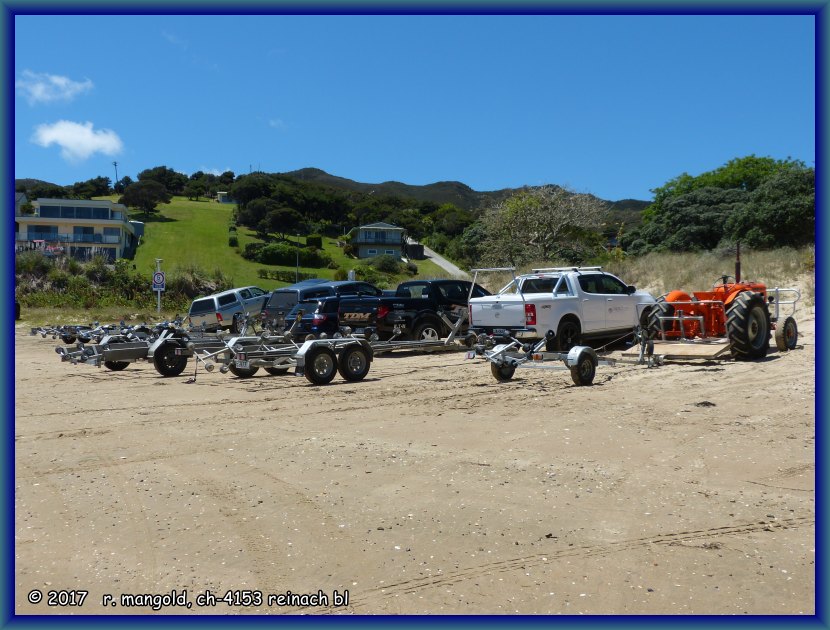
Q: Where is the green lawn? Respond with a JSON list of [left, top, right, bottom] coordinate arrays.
[[106, 196, 456, 290]]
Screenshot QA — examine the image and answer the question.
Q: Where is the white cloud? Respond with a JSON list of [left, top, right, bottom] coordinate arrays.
[[15, 70, 93, 105], [268, 118, 285, 129], [31, 120, 123, 163], [199, 166, 233, 176]]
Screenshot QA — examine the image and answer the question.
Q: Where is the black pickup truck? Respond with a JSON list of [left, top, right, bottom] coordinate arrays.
[[337, 279, 490, 341]]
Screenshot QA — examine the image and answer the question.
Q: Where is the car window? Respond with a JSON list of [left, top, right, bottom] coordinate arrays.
[[238, 289, 252, 300], [249, 287, 266, 297], [189, 298, 215, 315], [521, 278, 557, 294], [470, 284, 490, 298], [266, 291, 298, 310], [357, 283, 381, 295], [599, 274, 629, 295], [577, 275, 603, 294], [439, 283, 465, 300], [217, 293, 240, 307], [305, 289, 333, 299]]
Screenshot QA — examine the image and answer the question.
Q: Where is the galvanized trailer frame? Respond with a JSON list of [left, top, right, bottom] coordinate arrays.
[[468, 328, 662, 386]]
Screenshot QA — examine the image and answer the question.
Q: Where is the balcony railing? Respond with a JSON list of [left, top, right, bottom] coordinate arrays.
[[16, 233, 121, 244]]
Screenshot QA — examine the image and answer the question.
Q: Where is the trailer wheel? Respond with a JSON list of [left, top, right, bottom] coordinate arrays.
[[570, 352, 597, 386], [61, 335, 77, 344], [104, 360, 129, 371], [230, 314, 242, 334], [265, 367, 289, 376], [304, 346, 338, 385], [412, 320, 442, 342], [774, 316, 798, 352], [490, 362, 516, 382], [726, 292, 770, 360], [153, 343, 189, 377], [228, 363, 260, 378], [337, 345, 371, 382]]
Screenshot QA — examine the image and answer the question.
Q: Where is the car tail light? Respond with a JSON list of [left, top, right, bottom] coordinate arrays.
[[313, 313, 328, 324], [377, 305, 390, 319], [216, 312, 224, 323], [525, 304, 536, 325]]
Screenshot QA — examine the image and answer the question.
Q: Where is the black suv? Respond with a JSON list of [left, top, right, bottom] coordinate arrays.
[[261, 280, 384, 329]]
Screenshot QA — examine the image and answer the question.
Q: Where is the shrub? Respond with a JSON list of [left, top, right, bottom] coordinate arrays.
[[85, 255, 113, 283], [47, 268, 70, 290], [243, 242, 265, 260], [367, 254, 401, 274], [333, 268, 348, 281], [256, 243, 333, 268], [306, 234, 323, 249], [229, 235, 239, 247], [15, 251, 53, 276], [405, 261, 418, 275]]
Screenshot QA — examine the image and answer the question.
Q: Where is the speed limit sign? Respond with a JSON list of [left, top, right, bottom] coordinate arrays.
[[152, 271, 166, 291]]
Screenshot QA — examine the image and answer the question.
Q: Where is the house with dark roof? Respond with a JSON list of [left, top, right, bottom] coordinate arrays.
[[352, 222, 405, 259]]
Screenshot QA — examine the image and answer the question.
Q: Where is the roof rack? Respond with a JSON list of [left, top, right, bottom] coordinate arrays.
[[530, 266, 603, 273]]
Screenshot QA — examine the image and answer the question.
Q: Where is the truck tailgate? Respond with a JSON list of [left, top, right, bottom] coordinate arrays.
[[469, 295, 527, 328]]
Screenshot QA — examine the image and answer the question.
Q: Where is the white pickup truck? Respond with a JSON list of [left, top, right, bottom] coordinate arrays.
[[468, 266, 656, 351]]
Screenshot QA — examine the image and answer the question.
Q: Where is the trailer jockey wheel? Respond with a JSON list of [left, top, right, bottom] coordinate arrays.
[[490, 362, 516, 383]]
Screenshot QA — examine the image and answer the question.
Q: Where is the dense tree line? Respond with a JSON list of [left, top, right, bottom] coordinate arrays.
[[622, 156, 814, 254], [15, 153, 814, 272]]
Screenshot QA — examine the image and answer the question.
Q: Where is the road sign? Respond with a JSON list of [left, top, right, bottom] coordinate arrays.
[[152, 271, 166, 291]]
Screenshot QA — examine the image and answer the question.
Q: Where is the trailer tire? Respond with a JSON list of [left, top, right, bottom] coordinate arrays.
[[774, 315, 798, 351], [570, 351, 597, 386], [726, 291, 770, 360], [337, 345, 371, 382], [61, 335, 77, 344], [104, 360, 129, 371], [265, 367, 289, 376], [411, 320, 442, 342], [228, 363, 260, 378], [490, 362, 516, 382], [153, 343, 189, 377], [304, 346, 338, 385]]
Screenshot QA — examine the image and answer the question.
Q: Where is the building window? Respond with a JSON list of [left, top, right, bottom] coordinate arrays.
[[93, 208, 110, 220], [385, 249, 395, 255], [39, 206, 61, 218], [367, 249, 377, 255]]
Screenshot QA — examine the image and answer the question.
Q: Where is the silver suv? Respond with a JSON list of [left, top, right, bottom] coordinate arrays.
[[187, 286, 269, 332]]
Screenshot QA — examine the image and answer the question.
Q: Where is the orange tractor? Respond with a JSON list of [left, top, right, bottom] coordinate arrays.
[[645, 247, 799, 360]]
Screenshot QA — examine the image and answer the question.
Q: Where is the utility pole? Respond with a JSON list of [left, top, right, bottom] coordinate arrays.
[[295, 233, 300, 283], [112, 161, 119, 191]]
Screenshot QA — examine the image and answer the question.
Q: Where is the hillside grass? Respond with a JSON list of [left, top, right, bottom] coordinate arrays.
[[100, 195, 449, 289]]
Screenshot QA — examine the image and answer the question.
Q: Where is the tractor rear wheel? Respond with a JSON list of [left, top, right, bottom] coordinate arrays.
[[774, 316, 798, 352], [726, 292, 771, 360], [646, 297, 674, 339]]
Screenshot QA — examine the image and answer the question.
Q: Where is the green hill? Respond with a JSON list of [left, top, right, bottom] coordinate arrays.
[[125, 196, 448, 290]]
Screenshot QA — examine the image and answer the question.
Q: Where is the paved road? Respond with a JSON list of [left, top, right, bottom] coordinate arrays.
[[408, 239, 470, 279]]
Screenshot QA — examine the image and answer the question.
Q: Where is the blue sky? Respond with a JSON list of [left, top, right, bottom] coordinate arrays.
[[13, 12, 815, 201]]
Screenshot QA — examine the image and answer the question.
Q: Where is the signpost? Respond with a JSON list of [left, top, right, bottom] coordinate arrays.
[[152, 259, 165, 314]]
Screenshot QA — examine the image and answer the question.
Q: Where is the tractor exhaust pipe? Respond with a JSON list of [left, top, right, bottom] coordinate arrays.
[[735, 241, 741, 283]]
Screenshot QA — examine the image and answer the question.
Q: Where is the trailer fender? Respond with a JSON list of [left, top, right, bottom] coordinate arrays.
[[565, 345, 598, 369]]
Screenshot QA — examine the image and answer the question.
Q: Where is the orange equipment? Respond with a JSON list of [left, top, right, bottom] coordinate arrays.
[[646, 245, 799, 360]]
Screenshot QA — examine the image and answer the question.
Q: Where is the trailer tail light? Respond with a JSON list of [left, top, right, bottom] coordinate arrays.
[[216, 312, 224, 323], [377, 305, 390, 320], [525, 304, 536, 325]]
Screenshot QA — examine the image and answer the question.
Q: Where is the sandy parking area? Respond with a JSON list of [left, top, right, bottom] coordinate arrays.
[[14, 313, 815, 615]]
